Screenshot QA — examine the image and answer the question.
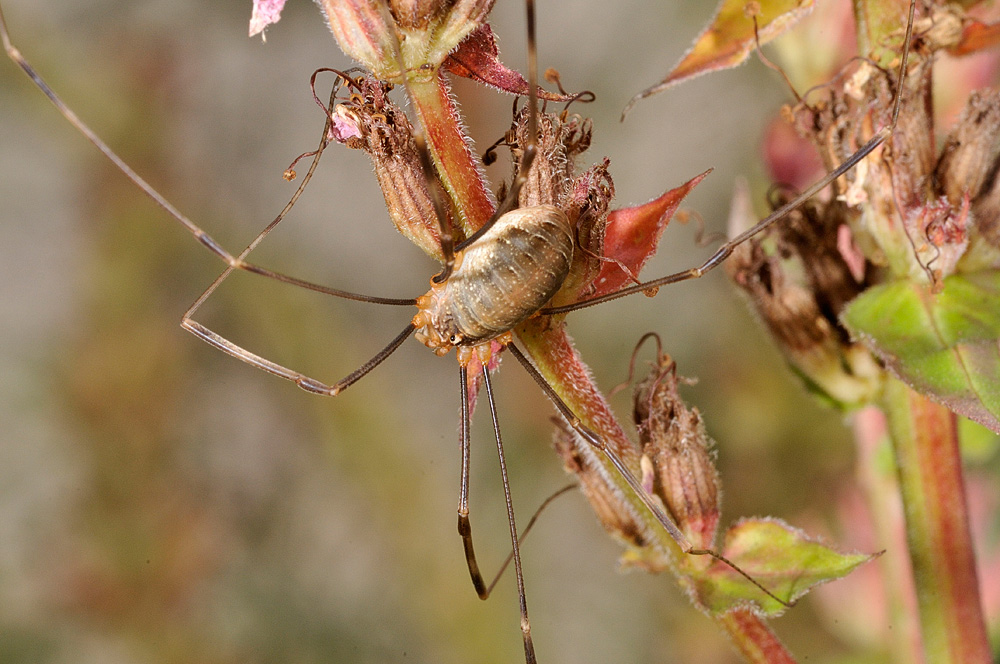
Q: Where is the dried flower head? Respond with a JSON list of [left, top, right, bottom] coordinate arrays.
[[327, 72, 454, 260], [726, 182, 884, 408], [632, 354, 721, 552]]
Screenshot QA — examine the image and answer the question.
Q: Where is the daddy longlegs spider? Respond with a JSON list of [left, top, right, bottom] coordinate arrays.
[[1, 0, 918, 660]]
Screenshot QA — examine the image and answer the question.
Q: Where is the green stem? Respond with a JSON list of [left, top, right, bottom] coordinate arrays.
[[407, 72, 495, 235], [852, 406, 924, 663], [882, 378, 991, 663]]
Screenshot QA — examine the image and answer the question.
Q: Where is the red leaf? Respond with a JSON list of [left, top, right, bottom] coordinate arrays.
[[951, 18, 1000, 56], [443, 24, 575, 102], [591, 169, 711, 299]]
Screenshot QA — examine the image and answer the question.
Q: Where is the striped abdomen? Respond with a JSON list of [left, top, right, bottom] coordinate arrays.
[[413, 205, 574, 354]]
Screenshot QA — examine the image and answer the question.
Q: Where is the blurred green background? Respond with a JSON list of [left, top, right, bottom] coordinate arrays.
[[1, 1, 997, 663]]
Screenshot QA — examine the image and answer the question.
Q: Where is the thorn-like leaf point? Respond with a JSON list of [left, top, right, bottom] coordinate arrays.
[[623, 0, 814, 118], [443, 24, 576, 101], [591, 170, 711, 299]]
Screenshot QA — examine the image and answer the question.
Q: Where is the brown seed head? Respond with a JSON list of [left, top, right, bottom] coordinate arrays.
[[935, 88, 1000, 260], [632, 356, 720, 552], [783, 35, 989, 289], [333, 74, 454, 261], [510, 108, 593, 209], [726, 184, 883, 407]]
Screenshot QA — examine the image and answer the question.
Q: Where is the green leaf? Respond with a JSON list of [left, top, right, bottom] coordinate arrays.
[[852, 0, 911, 65], [842, 271, 1000, 433], [682, 518, 879, 616]]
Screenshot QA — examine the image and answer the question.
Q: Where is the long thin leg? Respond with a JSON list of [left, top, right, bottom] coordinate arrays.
[[184, 321, 415, 396], [458, 369, 575, 598], [455, 0, 540, 252], [541, 0, 916, 317], [457, 365, 490, 597], [484, 484, 576, 596], [175, 79, 418, 390], [507, 343, 790, 607], [1, 5, 412, 307], [481, 367, 536, 664], [2, 7, 423, 395]]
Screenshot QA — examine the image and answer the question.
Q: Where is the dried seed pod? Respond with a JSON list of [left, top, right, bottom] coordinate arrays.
[[551, 420, 647, 549], [973, 166, 1000, 251], [633, 356, 720, 551], [726, 184, 883, 408], [332, 74, 454, 261], [935, 89, 1000, 206], [785, 51, 962, 285], [510, 107, 593, 209], [935, 88, 1000, 256], [553, 160, 615, 307]]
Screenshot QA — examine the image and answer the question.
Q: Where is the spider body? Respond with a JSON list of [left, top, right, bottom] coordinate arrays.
[[412, 204, 573, 360]]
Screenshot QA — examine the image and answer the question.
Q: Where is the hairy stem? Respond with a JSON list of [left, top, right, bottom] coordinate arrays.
[[408, 72, 495, 235], [882, 378, 991, 663], [718, 609, 795, 664]]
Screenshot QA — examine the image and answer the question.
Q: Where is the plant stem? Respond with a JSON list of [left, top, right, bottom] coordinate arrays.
[[407, 72, 495, 235], [882, 377, 991, 663], [718, 609, 796, 664], [852, 406, 924, 663], [515, 319, 663, 548]]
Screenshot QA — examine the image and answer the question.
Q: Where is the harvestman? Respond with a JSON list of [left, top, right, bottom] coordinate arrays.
[[1, 0, 916, 661]]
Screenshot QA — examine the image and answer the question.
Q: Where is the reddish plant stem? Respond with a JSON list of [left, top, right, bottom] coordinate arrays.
[[407, 72, 495, 235], [718, 609, 796, 664], [883, 378, 991, 663], [515, 319, 655, 544]]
